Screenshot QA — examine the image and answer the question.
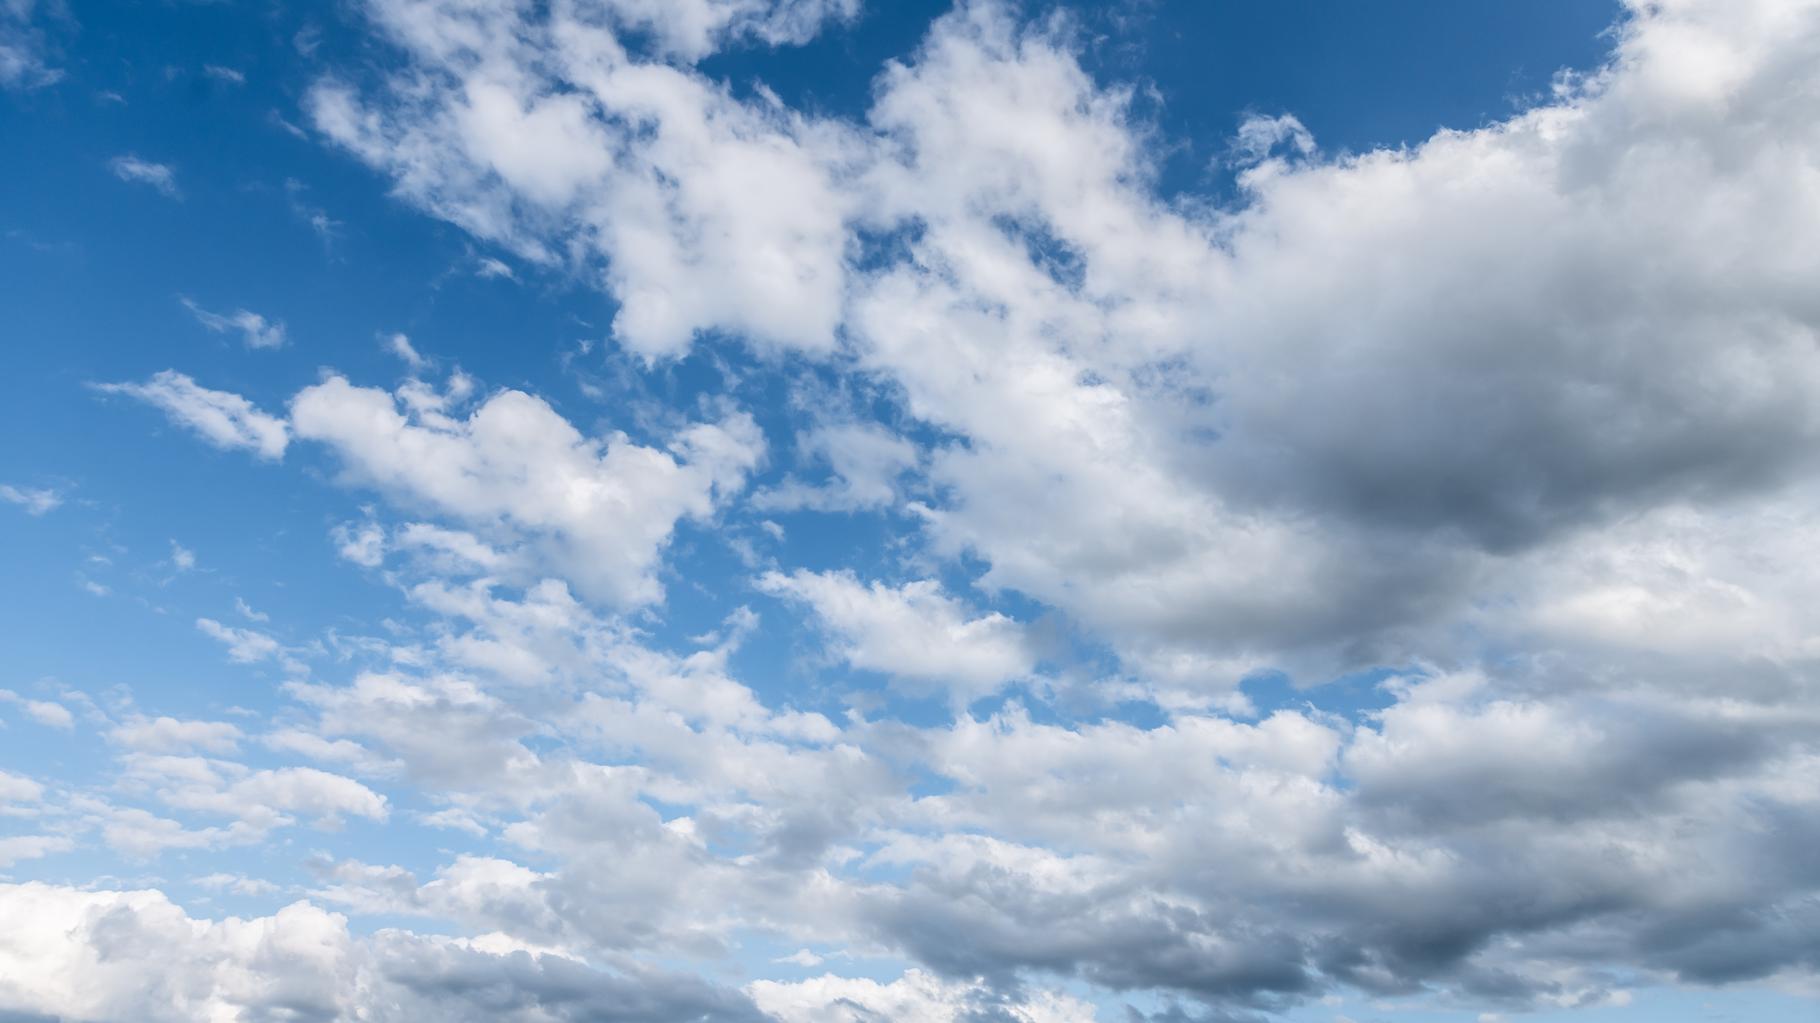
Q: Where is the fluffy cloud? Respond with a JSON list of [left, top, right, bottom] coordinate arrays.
[[0, 690, 74, 729], [586, 0, 861, 62], [22, 0, 1820, 1020], [306, 0, 1820, 682], [753, 969, 1100, 1023], [307, 0, 859, 359], [0, 883, 770, 1023], [758, 569, 1035, 701], [108, 716, 244, 755], [291, 375, 764, 606], [752, 423, 919, 513]]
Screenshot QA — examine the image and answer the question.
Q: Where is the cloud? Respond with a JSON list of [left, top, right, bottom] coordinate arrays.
[[16, 1, 1820, 1021], [0, 770, 44, 806], [307, 0, 1820, 685], [196, 617, 285, 664], [474, 255, 516, 280], [306, 0, 858, 359], [0, 484, 60, 515], [180, 296, 288, 350], [0, 836, 71, 869], [290, 375, 764, 606], [93, 370, 289, 460], [0, 691, 74, 729], [333, 520, 387, 567], [752, 423, 918, 513], [108, 155, 180, 198], [0, 0, 62, 89], [108, 716, 244, 755], [753, 969, 1101, 1022], [585, 0, 861, 62], [758, 569, 1035, 701], [384, 331, 428, 368], [0, 882, 770, 1023]]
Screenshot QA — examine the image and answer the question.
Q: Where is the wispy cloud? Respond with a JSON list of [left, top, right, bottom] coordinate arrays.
[[0, 483, 61, 515], [109, 155, 180, 198], [180, 296, 287, 350], [383, 332, 427, 369], [92, 370, 289, 460]]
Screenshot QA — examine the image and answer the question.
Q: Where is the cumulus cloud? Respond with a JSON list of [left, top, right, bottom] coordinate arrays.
[[290, 375, 764, 606], [0, 883, 769, 1023], [753, 969, 1100, 1022], [752, 423, 919, 513], [306, 0, 859, 359], [0, 691, 75, 730], [587, 0, 861, 62], [758, 569, 1035, 701], [306, 0, 1820, 682], [19, 1, 1820, 1021], [94, 371, 289, 460], [108, 716, 244, 755]]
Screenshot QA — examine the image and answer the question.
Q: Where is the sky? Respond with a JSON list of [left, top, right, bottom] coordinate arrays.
[[2, 0, 1819, 1021]]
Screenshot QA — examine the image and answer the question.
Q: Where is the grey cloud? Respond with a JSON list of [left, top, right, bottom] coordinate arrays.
[[0, 883, 775, 1023]]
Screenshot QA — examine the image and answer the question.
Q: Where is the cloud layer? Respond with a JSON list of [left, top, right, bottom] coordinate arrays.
[[14, 0, 1820, 1021]]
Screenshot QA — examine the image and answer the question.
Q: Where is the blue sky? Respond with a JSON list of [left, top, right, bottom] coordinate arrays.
[[3, 1, 1820, 1021]]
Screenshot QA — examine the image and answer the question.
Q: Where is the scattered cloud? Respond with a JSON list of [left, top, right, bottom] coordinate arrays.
[[0, 483, 61, 515], [93, 370, 289, 460], [181, 296, 288, 350], [384, 331, 427, 368], [109, 155, 180, 198]]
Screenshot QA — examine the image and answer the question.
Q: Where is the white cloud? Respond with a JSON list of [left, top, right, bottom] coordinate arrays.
[[0, 770, 44, 806], [180, 296, 288, 350], [753, 969, 1101, 1023], [108, 716, 244, 755], [15, 2, 1820, 1021], [306, 0, 858, 359], [192, 872, 278, 895], [586, 0, 861, 62], [169, 541, 196, 571], [108, 155, 180, 198], [0, 483, 61, 515], [291, 376, 764, 606], [0, 836, 71, 869], [196, 617, 283, 664], [758, 569, 1034, 701], [0, 0, 61, 89], [0, 690, 73, 729], [384, 331, 427, 367], [474, 256, 516, 280], [333, 520, 388, 567], [753, 422, 918, 512], [94, 371, 289, 460], [0, 882, 766, 1023]]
